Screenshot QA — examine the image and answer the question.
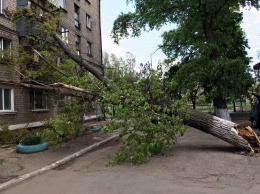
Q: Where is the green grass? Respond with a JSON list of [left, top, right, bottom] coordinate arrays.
[[192, 103, 251, 112]]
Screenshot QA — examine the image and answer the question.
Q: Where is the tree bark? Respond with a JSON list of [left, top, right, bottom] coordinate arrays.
[[53, 33, 110, 86], [233, 100, 236, 112], [187, 109, 260, 153], [213, 97, 231, 121]]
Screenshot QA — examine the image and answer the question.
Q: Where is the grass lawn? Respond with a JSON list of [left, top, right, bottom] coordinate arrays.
[[193, 103, 251, 112]]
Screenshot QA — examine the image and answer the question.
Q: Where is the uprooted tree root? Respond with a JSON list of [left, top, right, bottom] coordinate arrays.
[[236, 126, 260, 156], [187, 109, 260, 155]]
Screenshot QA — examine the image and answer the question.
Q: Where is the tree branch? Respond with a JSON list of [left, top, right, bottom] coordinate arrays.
[[53, 33, 110, 86], [34, 49, 69, 77]]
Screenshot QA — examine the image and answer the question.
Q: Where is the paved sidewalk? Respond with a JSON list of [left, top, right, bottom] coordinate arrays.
[[0, 121, 116, 187]]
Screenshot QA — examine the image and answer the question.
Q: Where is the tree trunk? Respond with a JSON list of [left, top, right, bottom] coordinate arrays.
[[233, 100, 236, 112], [213, 97, 231, 121], [187, 109, 260, 153]]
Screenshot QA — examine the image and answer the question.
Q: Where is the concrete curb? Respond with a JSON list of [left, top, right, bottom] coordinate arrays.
[[0, 134, 118, 192]]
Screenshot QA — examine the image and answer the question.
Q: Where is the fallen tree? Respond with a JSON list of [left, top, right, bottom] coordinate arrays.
[[187, 109, 260, 153], [8, 5, 260, 165], [50, 34, 260, 162], [52, 33, 260, 153]]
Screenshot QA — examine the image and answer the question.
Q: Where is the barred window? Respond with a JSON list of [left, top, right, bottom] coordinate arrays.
[[30, 90, 47, 110]]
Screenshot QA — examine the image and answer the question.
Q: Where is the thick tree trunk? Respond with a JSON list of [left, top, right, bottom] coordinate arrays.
[[187, 109, 260, 153], [213, 97, 231, 121]]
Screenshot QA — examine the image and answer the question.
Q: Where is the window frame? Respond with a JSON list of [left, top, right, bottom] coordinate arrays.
[[0, 37, 11, 51], [0, 0, 5, 14], [86, 14, 91, 29], [60, 26, 69, 44], [0, 88, 14, 112], [30, 90, 48, 110], [59, 0, 66, 9], [87, 41, 92, 56], [75, 35, 81, 55], [74, 4, 80, 29]]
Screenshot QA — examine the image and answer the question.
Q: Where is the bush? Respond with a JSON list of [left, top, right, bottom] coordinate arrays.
[[0, 123, 30, 145], [41, 113, 80, 143], [20, 133, 41, 145]]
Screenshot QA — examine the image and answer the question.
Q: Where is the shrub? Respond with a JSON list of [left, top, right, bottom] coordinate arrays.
[[0, 123, 30, 145], [20, 133, 41, 145], [41, 113, 79, 143]]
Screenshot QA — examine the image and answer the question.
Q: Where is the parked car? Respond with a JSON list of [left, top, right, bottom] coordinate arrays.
[[249, 96, 260, 128]]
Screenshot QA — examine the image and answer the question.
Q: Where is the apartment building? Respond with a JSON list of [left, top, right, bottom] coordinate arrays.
[[0, 0, 102, 129]]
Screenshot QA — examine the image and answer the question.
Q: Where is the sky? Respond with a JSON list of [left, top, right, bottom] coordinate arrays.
[[100, 1, 260, 69]]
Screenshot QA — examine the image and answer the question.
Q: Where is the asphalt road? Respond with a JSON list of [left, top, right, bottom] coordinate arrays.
[[2, 126, 260, 194]]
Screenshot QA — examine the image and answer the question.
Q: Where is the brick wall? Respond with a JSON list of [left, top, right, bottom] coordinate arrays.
[[0, 0, 58, 127], [0, 0, 101, 128], [0, 83, 58, 125], [0, 0, 20, 82], [60, 0, 102, 66]]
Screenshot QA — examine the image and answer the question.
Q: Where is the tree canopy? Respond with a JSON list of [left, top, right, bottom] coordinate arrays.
[[112, 0, 258, 120]]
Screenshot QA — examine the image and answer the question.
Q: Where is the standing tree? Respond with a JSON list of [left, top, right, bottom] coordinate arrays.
[[103, 51, 140, 82], [111, 0, 257, 121]]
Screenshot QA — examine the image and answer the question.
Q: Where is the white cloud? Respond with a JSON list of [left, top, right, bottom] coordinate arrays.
[[102, 35, 127, 59], [246, 35, 253, 39], [241, 7, 260, 66], [241, 23, 251, 29]]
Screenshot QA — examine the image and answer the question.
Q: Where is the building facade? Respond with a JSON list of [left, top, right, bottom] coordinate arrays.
[[0, 0, 102, 129]]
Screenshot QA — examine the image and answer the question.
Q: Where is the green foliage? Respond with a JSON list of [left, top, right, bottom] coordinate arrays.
[[112, 0, 257, 113], [103, 52, 140, 83], [41, 98, 89, 143], [102, 63, 189, 165], [20, 133, 41, 145], [41, 113, 78, 143], [0, 124, 30, 145]]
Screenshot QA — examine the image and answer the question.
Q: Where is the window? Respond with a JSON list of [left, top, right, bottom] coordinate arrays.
[[86, 14, 91, 29], [60, 26, 69, 43], [0, 88, 14, 112], [47, 0, 65, 8], [0, 38, 11, 57], [59, 0, 66, 9], [0, 38, 11, 51], [56, 57, 61, 65], [87, 41, 92, 55], [0, 0, 6, 14], [30, 90, 47, 110], [75, 35, 80, 55], [74, 4, 80, 29]]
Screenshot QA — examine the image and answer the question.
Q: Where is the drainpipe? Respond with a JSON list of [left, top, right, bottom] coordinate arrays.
[[99, 0, 103, 74]]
